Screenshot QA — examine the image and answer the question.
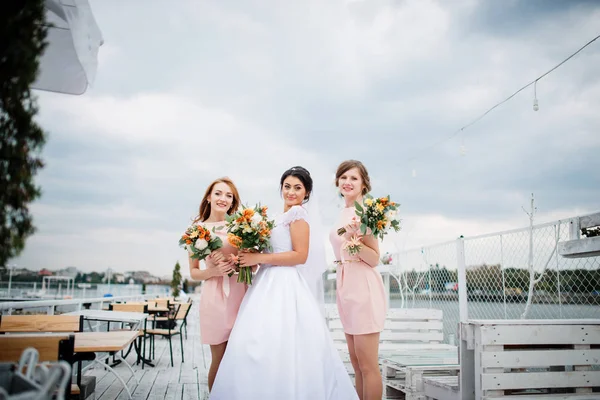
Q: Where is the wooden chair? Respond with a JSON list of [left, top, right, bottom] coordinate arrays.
[[146, 303, 184, 367], [0, 314, 86, 397], [0, 314, 83, 333], [108, 303, 149, 367], [0, 333, 75, 398], [153, 301, 192, 339]]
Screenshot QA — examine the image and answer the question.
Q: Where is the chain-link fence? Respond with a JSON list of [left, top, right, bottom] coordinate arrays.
[[388, 214, 600, 341]]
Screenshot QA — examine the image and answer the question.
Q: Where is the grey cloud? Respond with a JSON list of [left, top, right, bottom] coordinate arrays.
[[12, 0, 600, 275]]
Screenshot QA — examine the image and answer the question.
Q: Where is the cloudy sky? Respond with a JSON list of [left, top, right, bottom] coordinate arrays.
[[12, 0, 600, 278]]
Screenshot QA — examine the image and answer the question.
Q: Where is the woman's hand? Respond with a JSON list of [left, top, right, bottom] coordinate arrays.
[[209, 250, 225, 263], [238, 252, 262, 267], [213, 259, 236, 276], [341, 216, 361, 237]]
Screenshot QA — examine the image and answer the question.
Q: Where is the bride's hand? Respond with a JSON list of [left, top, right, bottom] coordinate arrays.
[[238, 252, 261, 267]]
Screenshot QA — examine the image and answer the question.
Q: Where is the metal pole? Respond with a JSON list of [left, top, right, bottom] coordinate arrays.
[[7, 264, 16, 297], [500, 235, 507, 319], [457, 237, 468, 323], [555, 224, 562, 318]]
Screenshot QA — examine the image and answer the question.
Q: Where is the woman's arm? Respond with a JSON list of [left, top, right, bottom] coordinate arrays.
[[238, 220, 310, 267], [188, 256, 216, 281], [189, 251, 235, 280], [357, 233, 380, 268]]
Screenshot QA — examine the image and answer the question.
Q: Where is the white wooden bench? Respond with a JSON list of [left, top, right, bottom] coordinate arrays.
[[325, 306, 458, 397], [458, 319, 600, 400], [558, 212, 600, 258], [327, 307, 456, 352]]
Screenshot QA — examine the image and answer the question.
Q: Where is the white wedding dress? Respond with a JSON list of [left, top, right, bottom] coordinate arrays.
[[209, 206, 358, 400]]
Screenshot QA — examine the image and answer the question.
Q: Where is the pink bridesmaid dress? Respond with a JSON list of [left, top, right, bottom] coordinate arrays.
[[329, 207, 386, 335], [199, 221, 247, 345]]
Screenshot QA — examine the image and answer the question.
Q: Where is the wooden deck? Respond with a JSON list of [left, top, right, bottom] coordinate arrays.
[[82, 295, 399, 400], [83, 296, 209, 400]]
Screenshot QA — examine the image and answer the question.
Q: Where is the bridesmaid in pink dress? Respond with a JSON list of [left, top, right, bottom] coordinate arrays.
[[329, 160, 386, 400], [188, 177, 247, 391]]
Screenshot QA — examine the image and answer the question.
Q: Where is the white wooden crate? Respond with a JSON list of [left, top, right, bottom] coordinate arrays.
[[382, 349, 459, 400], [423, 375, 459, 400], [460, 319, 600, 400]]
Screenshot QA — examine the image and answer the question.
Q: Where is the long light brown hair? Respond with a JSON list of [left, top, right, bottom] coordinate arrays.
[[193, 177, 240, 223], [335, 159, 371, 196]]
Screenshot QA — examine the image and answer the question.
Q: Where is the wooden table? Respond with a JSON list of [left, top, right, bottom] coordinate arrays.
[[74, 330, 140, 399], [74, 330, 138, 353]]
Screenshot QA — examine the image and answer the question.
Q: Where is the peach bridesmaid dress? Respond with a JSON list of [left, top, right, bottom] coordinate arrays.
[[199, 221, 247, 345], [329, 207, 386, 335]]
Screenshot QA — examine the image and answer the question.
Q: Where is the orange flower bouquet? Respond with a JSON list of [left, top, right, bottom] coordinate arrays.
[[225, 204, 275, 284], [179, 224, 223, 260], [337, 194, 401, 240]]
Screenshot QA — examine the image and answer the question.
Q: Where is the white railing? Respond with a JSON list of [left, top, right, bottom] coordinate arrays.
[[387, 212, 600, 339], [0, 294, 155, 315]]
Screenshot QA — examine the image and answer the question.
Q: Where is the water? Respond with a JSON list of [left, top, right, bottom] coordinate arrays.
[[324, 292, 600, 341], [0, 281, 171, 300]]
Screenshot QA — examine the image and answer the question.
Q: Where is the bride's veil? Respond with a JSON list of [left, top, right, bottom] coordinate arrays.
[[299, 190, 327, 316]]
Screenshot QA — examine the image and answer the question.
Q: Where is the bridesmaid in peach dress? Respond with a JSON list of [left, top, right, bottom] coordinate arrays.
[[329, 160, 386, 400], [188, 177, 247, 391]]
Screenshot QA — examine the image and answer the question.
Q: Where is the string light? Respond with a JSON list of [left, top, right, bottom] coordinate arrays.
[[533, 80, 539, 111], [402, 33, 600, 166]]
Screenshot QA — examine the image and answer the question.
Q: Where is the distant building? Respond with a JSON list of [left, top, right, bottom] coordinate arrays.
[[56, 266, 78, 278], [11, 268, 31, 276], [126, 270, 161, 284], [39, 268, 53, 276]]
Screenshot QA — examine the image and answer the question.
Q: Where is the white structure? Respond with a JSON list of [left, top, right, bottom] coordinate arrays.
[[33, 0, 103, 95], [41, 275, 75, 298]]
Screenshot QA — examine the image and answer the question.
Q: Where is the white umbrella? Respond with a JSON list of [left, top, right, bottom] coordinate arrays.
[[32, 0, 103, 95]]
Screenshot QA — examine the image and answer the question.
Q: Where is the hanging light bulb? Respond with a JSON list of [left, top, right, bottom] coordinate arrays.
[[460, 144, 467, 156], [411, 169, 417, 178], [533, 80, 539, 111]]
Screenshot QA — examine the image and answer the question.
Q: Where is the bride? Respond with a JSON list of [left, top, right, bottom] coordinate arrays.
[[208, 166, 358, 400]]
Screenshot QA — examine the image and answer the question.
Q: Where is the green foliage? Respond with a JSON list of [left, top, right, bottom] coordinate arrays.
[[0, 0, 49, 267], [171, 261, 182, 298]]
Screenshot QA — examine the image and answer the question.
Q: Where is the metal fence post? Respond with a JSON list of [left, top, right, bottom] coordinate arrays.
[[457, 236, 468, 323]]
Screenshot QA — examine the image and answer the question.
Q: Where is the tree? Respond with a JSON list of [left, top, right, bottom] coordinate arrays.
[[171, 262, 182, 298], [0, 1, 48, 268]]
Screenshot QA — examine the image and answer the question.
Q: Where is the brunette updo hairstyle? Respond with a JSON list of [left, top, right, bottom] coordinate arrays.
[[280, 166, 313, 203], [335, 160, 371, 196]]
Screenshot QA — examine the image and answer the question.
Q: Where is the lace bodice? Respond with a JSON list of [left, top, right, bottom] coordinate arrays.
[[268, 205, 309, 255]]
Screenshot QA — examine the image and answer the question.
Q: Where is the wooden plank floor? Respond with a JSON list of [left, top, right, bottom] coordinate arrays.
[[83, 295, 209, 400], [84, 295, 395, 399]]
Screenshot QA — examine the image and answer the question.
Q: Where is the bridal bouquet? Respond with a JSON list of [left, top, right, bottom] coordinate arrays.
[[179, 224, 223, 260], [225, 204, 275, 285], [337, 194, 401, 240]]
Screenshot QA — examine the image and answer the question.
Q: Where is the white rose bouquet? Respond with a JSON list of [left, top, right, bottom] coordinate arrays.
[[179, 224, 223, 260]]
